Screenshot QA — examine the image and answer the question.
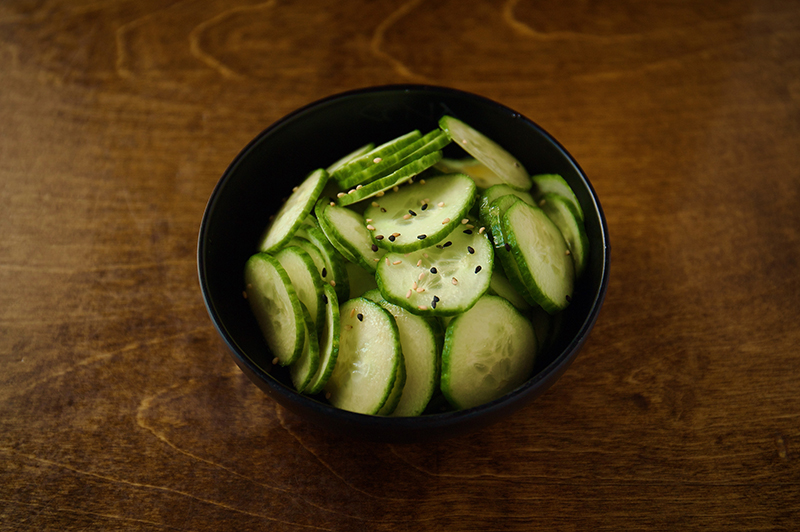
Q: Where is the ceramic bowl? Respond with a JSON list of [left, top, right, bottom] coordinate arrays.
[[198, 85, 609, 443]]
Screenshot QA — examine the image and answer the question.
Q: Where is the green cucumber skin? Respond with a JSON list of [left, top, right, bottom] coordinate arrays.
[[484, 198, 538, 307], [537, 192, 589, 279], [314, 199, 385, 274], [290, 303, 320, 393], [295, 225, 350, 301], [273, 246, 325, 330], [244, 252, 305, 366], [531, 174, 584, 222], [332, 130, 422, 184]]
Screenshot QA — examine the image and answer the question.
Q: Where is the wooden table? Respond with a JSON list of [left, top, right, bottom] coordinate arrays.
[[2, 1, 798, 529]]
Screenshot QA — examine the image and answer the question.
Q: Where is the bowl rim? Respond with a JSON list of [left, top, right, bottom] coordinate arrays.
[[197, 83, 610, 432]]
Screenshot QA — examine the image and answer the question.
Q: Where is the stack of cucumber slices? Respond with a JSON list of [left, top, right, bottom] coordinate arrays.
[[244, 115, 589, 415]]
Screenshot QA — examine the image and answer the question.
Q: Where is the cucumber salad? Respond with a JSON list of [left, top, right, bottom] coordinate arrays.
[[243, 115, 589, 415]]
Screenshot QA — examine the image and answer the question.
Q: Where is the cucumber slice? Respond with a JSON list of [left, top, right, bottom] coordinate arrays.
[[530, 305, 552, 354], [273, 246, 325, 330], [531, 174, 584, 222], [336, 151, 443, 207], [325, 298, 401, 415], [478, 184, 535, 224], [363, 173, 477, 253], [484, 196, 536, 307], [537, 193, 589, 279], [439, 116, 530, 191], [362, 289, 440, 417], [441, 295, 537, 410], [377, 350, 406, 416], [435, 157, 507, 190], [345, 260, 378, 298], [326, 142, 375, 174], [244, 253, 304, 366], [315, 199, 386, 273], [290, 303, 320, 392], [375, 219, 493, 317], [332, 130, 422, 185], [258, 168, 328, 253], [304, 283, 340, 395], [295, 225, 349, 301], [337, 129, 451, 190], [502, 201, 575, 314]]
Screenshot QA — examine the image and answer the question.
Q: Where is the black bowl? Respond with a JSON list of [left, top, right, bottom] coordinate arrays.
[[198, 85, 609, 443]]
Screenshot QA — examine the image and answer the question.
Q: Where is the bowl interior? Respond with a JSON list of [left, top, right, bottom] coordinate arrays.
[[198, 85, 609, 442]]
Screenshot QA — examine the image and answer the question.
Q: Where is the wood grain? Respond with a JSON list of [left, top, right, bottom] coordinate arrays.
[[2, 0, 799, 530]]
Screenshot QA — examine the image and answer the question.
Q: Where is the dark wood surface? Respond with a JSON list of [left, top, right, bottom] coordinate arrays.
[[2, 1, 799, 530]]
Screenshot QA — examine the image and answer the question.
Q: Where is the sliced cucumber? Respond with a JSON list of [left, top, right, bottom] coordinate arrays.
[[325, 298, 401, 415], [537, 193, 589, 279], [290, 303, 320, 392], [326, 142, 375, 174], [304, 283, 340, 395], [244, 253, 304, 366], [478, 184, 535, 224], [363, 173, 477, 253], [377, 351, 406, 416], [273, 246, 324, 330], [336, 151, 443, 207], [258, 168, 328, 253], [337, 129, 451, 190], [502, 201, 575, 314], [295, 225, 349, 301], [530, 305, 552, 354], [440, 294, 537, 410], [439, 116, 530, 191], [435, 157, 506, 190], [375, 219, 493, 317], [362, 289, 440, 417], [484, 195, 536, 307], [315, 199, 385, 273], [531, 174, 584, 222], [332, 130, 421, 185]]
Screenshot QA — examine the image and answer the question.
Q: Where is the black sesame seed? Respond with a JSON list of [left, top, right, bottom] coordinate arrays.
[[357, 313, 364, 321], [421, 203, 428, 211], [504, 243, 512, 252], [463, 229, 473, 234], [443, 241, 452, 248], [388, 235, 396, 242], [474, 265, 482, 274], [467, 246, 475, 254], [409, 209, 417, 216], [322, 267, 327, 278], [381, 207, 387, 213], [433, 295, 440, 303], [371, 244, 379, 252], [431, 299, 437, 309], [430, 267, 438, 274], [376, 234, 384, 240], [322, 293, 328, 304], [417, 234, 427, 240]]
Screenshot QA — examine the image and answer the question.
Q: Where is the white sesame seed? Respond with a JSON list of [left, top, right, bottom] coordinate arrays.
[[478, 226, 485, 234], [330, 280, 336, 287], [372, 201, 380, 207], [416, 287, 425, 293], [337, 192, 346, 198], [461, 218, 469, 224], [365, 218, 373, 222], [329, 201, 336, 206], [348, 189, 356, 194], [412, 281, 418, 289], [442, 218, 450, 224], [292, 186, 299, 192], [272, 357, 279, 365], [393, 260, 402, 265], [242, 291, 248, 299], [356, 184, 363, 190], [393, 186, 399, 192], [404, 214, 412, 220], [438, 202, 445, 207], [416, 259, 422, 267], [418, 272, 425, 281], [566, 249, 571, 255], [325, 392, 331, 399], [406, 289, 412, 298], [376, 191, 385, 197], [452, 277, 458, 285], [420, 179, 426, 184], [373, 157, 382, 163], [366, 224, 376, 231], [418, 305, 428, 311]]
